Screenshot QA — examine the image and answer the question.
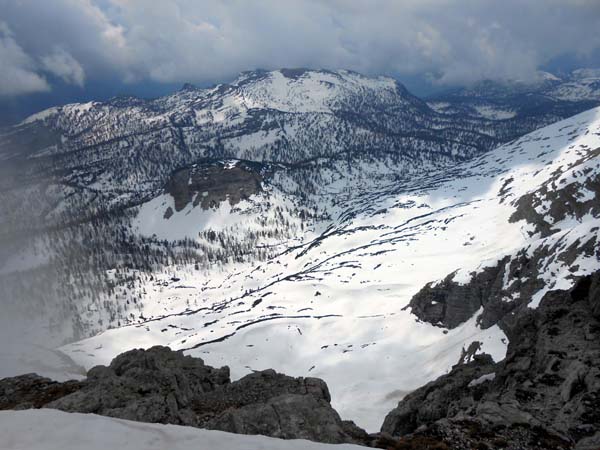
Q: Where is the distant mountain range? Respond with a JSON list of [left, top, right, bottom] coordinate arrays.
[[3, 68, 598, 228], [428, 69, 600, 120]]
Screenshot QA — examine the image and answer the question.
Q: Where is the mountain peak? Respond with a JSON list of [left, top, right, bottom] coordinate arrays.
[[181, 82, 198, 91]]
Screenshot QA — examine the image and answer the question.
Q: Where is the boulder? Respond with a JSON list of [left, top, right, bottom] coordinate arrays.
[[0, 373, 82, 410], [48, 346, 230, 425]]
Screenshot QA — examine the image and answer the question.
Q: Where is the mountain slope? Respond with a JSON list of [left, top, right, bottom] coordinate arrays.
[[51, 107, 600, 431], [0, 67, 560, 349], [381, 271, 600, 449], [3, 67, 579, 232]]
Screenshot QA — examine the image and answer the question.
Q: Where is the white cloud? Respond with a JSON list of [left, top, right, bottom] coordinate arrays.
[[0, 23, 49, 96], [0, 0, 599, 96], [41, 48, 86, 87]]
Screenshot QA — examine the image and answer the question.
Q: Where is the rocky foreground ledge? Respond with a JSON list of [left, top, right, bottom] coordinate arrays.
[[381, 271, 600, 450], [1, 271, 599, 449], [0, 346, 368, 445]]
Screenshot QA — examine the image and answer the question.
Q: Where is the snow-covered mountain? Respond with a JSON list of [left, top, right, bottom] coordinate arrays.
[[0, 69, 492, 207], [3, 67, 592, 247], [549, 68, 600, 101], [1, 69, 599, 434], [45, 107, 600, 431], [428, 69, 600, 122], [1, 68, 575, 226], [0, 68, 545, 345]]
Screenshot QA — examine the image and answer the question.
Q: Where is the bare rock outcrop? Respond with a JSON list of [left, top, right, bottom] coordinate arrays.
[[46, 346, 230, 425], [165, 161, 263, 212], [0, 346, 365, 445], [381, 271, 600, 450], [0, 374, 83, 411]]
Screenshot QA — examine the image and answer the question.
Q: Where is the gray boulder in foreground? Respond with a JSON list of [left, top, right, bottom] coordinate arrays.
[[0, 346, 366, 445]]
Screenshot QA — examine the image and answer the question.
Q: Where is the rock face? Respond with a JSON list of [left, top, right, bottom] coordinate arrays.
[[0, 346, 365, 445], [407, 251, 546, 332], [407, 260, 512, 329], [509, 149, 600, 238], [47, 346, 230, 425], [165, 161, 264, 212], [408, 146, 600, 336], [382, 271, 600, 450], [201, 370, 367, 443], [380, 354, 496, 437], [0, 374, 83, 410], [408, 234, 599, 339]]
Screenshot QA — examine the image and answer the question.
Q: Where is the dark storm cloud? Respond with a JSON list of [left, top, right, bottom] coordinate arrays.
[[0, 0, 599, 98]]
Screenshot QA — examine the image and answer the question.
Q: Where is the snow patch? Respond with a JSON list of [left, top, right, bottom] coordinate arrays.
[[0, 410, 362, 450], [468, 372, 496, 387]]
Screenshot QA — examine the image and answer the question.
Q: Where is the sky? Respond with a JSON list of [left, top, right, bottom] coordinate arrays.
[[1, 0, 600, 124]]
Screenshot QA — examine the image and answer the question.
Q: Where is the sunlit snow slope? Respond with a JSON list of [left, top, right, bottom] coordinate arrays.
[[59, 108, 600, 431], [2, 68, 591, 350]]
